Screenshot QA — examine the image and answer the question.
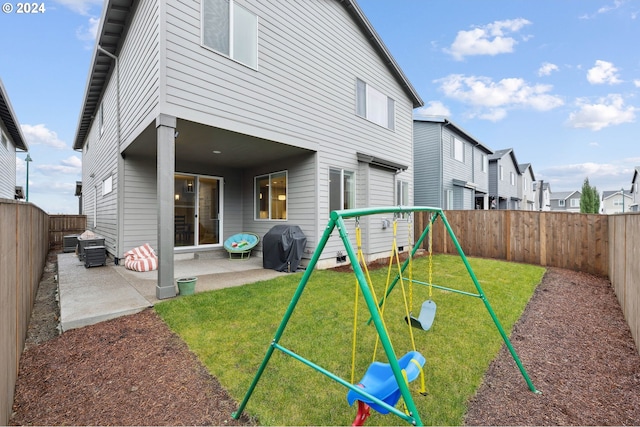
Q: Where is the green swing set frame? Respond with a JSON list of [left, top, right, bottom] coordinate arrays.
[[232, 206, 539, 426]]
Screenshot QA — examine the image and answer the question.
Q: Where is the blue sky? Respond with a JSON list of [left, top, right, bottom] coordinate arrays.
[[1, 0, 639, 214]]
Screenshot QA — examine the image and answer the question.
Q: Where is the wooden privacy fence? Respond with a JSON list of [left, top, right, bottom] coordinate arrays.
[[415, 209, 639, 356], [608, 213, 640, 358], [49, 215, 86, 250], [0, 199, 49, 425], [416, 210, 608, 276]]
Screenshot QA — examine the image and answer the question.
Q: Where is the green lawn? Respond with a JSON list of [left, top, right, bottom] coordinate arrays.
[[155, 254, 544, 426]]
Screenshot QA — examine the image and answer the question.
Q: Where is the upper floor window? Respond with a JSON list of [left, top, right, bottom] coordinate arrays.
[[452, 137, 464, 162], [255, 171, 287, 220], [499, 165, 504, 181], [329, 168, 355, 212], [570, 198, 580, 208], [510, 172, 516, 186], [559, 199, 565, 207], [481, 154, 487, 172], [356, 78, 395, 130], [1, 131, 7, 149], [99, 102, 104, 136], [202, 0, 258, 69]]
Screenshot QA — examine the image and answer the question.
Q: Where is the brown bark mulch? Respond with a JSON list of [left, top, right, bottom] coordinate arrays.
[[9, 256, 640, 426]]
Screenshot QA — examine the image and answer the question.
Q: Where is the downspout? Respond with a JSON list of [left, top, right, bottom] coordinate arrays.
[[97, 46, 124, 262]]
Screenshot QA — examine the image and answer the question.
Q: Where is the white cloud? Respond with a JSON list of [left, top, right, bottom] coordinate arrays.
[[587, 60, 622, 85], [538, 160, 636, 192], [53, 0, 102, 15], [434, 74, 564, 120], [446, 18, 531, 60], [76, 16, 100, 45], [634, 79, 640, 88], [588, 141, 600, 147], [538, 62, 559, 77], [37, 156, 83, 175], [597, 0, 626, 15], [580, 0, 627, 20], [21, 124, 67, 150], [566, 94, 636, 130], [414, 101, 451, 118]]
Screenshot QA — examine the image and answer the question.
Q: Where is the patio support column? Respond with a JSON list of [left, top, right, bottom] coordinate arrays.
[[156, 114, 177, 299]]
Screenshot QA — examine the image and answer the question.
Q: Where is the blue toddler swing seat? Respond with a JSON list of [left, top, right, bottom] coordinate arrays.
[[347, 351, 426, 424], [223, 233, 260, 260]]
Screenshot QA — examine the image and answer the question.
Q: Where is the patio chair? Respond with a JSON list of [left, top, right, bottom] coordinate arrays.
[[223, 232, 260, 260]]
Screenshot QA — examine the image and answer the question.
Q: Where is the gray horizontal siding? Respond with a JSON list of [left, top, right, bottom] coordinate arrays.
[[122, 155, 157, 252], [0, 131, 15, 199], [164, 0, 415, 264], [119, 0, 160, 148], [413, 121, 441, 207]]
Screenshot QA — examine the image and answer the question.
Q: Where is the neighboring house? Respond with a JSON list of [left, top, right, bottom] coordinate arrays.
[[413, 117, 493, 210], [73, 0, 423, 298], [601, 190, 632, 214], [631, 167, 640, 212], [488, 148, 521, 209], [0, 78, 28, 200], [550, 191, 581, 213], [532, 181, 551, 211], [518, 163, 536, 211]]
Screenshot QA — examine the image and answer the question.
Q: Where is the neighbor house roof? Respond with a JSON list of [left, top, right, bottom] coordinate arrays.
[[489, 148, 519, 168], [518, 163, 535, 181], [413, 116, 493, 154], [602, 190, 631, 200], [73, 0, 424, 150], [632, 166, 640, 187], [551, 190, 581, 201], [0, 78, 28, 151]]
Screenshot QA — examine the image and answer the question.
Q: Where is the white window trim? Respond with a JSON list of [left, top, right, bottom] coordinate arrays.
[[102, 175, 113, 195], [453, 137, 464, 162], [510, 172, 516, 186], [329, 168, 356, 212], [254, 170, 288, 220], [201, 0, 258, 70], [559, 199, 565, 207], [99, 102, 104, 137], [396, 180, 409, 206], [355, 78, 395, 130]]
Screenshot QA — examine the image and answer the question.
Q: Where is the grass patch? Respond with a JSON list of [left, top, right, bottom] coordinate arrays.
[[155, 255, 544, 426]]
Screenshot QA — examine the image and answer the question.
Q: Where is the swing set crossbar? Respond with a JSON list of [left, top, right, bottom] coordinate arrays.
[[272, 342, 417, 424], [405, 279, 481, 298]]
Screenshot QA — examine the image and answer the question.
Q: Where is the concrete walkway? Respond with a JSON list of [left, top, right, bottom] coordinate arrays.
[[58, 252, 286, 331]]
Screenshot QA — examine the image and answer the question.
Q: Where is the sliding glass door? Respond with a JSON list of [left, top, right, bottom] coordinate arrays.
[[174, 174, 222, 247]]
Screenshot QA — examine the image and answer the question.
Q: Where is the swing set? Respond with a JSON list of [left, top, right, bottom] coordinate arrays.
[[232, 206, 539, 426]]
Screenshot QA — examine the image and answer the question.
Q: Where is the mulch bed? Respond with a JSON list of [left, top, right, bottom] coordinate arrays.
[[9, 256, 640, 426], [464, 267, 640, 426]]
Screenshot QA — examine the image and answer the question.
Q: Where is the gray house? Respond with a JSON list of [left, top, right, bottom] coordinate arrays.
[[413, 117, 492, 210], [601, 190, 632, 214], [73, 0, 423, 298], [0, 79, 28, 200], [550, 191, 581, 212], [518, 163, 535, 211], [631, 167, 640, 212], [488, 148, 521, 209], [532, 181, 551, 211]]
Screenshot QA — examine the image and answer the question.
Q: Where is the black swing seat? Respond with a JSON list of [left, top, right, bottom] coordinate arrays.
[[405, 299, 436, 330]]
